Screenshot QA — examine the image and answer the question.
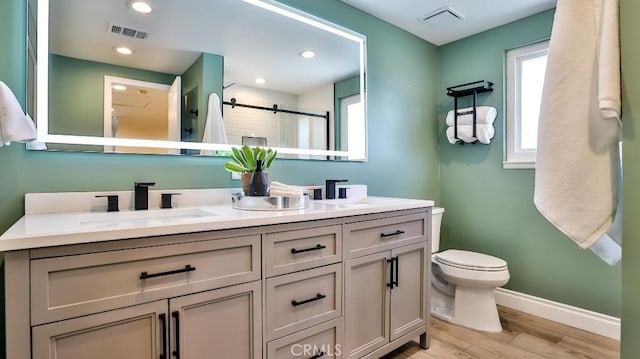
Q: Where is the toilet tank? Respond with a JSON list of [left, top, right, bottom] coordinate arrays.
[[431, 207, 445, 253]]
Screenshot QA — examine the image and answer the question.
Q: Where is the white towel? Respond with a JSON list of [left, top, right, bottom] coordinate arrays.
[[269, 181, 304, 197], [534, 0, 621, 249], [445, 106, 497, 126], [446, 124, 494, 145], [0, 81, 37, 147], [200, 92, 227, 155]]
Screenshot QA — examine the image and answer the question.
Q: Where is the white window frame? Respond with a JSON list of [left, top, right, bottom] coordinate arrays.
[[504, 40, 549, 169]]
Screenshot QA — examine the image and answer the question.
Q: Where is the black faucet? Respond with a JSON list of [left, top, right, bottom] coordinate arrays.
[[325, 179, 348, 200], [134, 182, 156, 210]]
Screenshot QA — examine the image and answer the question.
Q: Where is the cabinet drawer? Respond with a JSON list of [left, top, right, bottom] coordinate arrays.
[[31, 235, 260, 325], [344, 213, 427, 259], [266, 263, 342, 341], [264, 225, 342, 277], [267, 318, 343, 359]]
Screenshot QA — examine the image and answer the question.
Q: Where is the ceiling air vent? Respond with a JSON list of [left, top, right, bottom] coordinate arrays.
[[107, 22, 149, 40], [420, 6, 464, 27]]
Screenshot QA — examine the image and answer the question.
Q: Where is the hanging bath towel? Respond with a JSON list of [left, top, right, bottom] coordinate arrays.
[[200, 92, 228, 155], [534, 0, 621, 249]]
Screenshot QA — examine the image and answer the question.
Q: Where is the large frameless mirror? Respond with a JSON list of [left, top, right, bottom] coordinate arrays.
[[32, 0, 367, 160]]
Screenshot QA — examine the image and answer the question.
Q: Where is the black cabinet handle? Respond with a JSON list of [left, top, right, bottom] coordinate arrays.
[[172, 311, 180, 359], [394, 256, 399, 288], [159, 313, 167, 359], [291, 293, 326, 307], [309, 351, 325, 359], [380, 230, 405, 238], [387, 258, 395, 288], [140, 265, 196, 280], [291, 244, 326, 254]]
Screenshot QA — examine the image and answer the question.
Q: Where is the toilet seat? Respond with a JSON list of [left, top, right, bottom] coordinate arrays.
[[434, 249, 507, 272]]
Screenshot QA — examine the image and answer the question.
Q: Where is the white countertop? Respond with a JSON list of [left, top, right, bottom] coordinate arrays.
[[0, 196, 433, 251]]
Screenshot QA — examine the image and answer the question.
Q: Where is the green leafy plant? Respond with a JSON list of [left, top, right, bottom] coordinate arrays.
[[224, 145, 277, 173]]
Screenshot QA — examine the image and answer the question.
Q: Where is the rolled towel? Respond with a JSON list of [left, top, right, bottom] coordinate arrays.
[[269, 181, 304, 197], [445, 106, 497, 126], [446, 124, 495, 145]]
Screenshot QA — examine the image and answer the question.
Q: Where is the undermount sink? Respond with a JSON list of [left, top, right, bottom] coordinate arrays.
[[78, 208, 217, 227], [315, 198, 372, 209]]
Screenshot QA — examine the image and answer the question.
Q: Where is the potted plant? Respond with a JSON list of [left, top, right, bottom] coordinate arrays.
[[224, 145, 277, 196]]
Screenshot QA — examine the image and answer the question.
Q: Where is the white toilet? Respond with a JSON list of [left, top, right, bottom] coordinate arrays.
[[430, 207, 510, 332]]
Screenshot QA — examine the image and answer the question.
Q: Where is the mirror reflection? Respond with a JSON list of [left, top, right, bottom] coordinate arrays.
[[37, 0, 367, 160]]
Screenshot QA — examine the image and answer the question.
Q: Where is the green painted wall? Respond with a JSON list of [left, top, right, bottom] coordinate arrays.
[[181, 52, 224, 141], [621, 0, 640, 356], [438, 10, 621, 317]]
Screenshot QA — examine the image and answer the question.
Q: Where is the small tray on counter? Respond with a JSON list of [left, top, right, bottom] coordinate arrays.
[[231, 193, 309, 211]]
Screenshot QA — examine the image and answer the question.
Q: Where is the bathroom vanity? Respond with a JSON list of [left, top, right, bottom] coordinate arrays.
[[0, 190, 432, 359]]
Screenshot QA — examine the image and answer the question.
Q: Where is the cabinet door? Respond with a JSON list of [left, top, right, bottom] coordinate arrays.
[[32, 300, 167, 359], [389, 242, 428, 341], [169, 281, 262, 359], [344, 252, 391, 359]]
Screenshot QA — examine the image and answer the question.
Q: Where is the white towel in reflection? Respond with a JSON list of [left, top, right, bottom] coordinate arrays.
[[446, 124, 494, 145], [200, 92, 227, 155], [0, 81, 37, 147], [445, 106, 497, 126], [269, 181, 304, 197]]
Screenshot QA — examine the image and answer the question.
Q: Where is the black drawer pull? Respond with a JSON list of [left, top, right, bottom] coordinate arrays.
[[159, 313, 167, 359], [172, 311, 180, 359], [380, 230, 405, 238], [140, 265, 196, 280], [291, 244, 326, 254], [291, 293, 326, 307], [309, 351, 325, 359], [387, 258, 395, 289]]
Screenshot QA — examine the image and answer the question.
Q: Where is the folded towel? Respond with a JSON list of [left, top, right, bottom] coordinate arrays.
[[445, 106, 497, 126], [446, 124, 494, 145], [269, 181, 304, 197], [0, 81, 37, 146]]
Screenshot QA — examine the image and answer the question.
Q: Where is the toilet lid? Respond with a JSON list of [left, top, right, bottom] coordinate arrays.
[[434, 249, 508, 271]]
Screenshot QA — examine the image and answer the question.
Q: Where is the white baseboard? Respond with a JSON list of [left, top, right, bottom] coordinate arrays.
[[494, 288, 620, 340]]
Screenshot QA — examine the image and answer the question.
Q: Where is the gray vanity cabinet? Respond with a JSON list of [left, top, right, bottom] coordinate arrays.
[[4, 207, 431, 359], [343, 214, 429, 359]]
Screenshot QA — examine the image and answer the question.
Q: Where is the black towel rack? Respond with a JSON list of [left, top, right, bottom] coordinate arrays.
[[446, 80, 493, 144]]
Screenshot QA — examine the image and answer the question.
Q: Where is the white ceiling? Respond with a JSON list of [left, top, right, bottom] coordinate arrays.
[[49, 0, 362, 96], [339, 0, 556, 45]]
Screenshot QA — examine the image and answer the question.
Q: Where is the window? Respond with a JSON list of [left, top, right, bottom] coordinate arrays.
[[339, 94, 366, 160], [504, 41, 549, 169]]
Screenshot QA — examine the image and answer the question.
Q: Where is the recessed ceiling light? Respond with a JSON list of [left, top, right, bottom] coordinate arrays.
[[255, 78, 266, 85], [114, 46, 134, 55], [112, 84, 127, 91], [129, 0, 153, 14], [300, 50, 316, 59]]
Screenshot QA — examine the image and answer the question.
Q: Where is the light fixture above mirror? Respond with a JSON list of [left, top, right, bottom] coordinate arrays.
[[34, 0, 367, 160]]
